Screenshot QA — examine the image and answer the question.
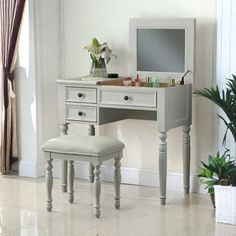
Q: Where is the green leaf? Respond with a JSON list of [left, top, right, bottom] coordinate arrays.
[[84, 38, 117, 64], [194, 75, 236, 144], [198, 149, 236, 192], [92, 38, 101, 48]]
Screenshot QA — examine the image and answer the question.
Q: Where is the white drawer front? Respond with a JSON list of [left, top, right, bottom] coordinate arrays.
[[65, 105, 97, 122], [100, 89, 157, 107], [66, 87, 97, 104]]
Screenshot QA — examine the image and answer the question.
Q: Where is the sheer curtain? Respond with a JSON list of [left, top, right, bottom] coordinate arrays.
[[216, 0, 236, 157]]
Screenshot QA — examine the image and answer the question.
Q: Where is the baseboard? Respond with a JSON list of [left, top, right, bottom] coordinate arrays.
[[19, 160, 45, 178], [19, 160, 203, 193], [11, 161, 19, 171], [50, 160, 202, 193]]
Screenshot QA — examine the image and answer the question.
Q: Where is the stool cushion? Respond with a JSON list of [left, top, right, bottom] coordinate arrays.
[[42, 135, 124, 157]]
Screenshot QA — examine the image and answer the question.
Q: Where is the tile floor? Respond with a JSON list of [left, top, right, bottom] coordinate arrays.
[[0, 176, 235, 236]]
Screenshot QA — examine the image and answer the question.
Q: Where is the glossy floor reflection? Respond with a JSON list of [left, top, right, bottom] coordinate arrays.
[[0, 176, 235, 236]]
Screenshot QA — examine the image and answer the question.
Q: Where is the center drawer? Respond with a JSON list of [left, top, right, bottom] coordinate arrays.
[[65, 105, 97, 122], [66, 87, 97, 104], [99, 89, 157, 108]]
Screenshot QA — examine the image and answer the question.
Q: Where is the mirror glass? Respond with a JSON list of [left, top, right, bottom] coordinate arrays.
[[137, 29, 185, 73]]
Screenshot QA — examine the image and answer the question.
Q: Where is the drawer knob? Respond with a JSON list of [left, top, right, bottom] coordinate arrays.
[[124, 96, 129, 101], [78, 93, 83, 98], [78, 111, 83, 116]]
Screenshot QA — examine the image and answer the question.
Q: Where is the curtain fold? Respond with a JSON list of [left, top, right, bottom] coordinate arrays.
[[0, 0, 26, 173]]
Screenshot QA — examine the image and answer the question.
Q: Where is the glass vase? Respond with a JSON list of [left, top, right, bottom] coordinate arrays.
[[90, 59, 107, 78]]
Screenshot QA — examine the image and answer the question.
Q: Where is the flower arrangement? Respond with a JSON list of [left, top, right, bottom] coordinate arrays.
[[84, 38, 116, 77]]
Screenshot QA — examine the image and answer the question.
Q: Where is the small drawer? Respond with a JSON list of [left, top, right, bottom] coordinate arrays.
[[100, 89, 157, 108], [66, 87, 97, 104], [65, 105, 97, 122]]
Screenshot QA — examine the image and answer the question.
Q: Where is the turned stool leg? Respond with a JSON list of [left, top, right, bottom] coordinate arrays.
[[60, 123, 68, 192], [46, 156, 53, 212], [114, 155, 121, 209], [89, 163, 95, 183], [88, 125, 95, 183], [68, 160, 74, 203], [62, 160, 68, 192], [94, 165, 101, 218]]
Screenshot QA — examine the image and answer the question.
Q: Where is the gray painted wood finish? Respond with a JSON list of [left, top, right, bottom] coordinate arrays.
[[46, 154, 53, 212], [68, 160, 75, 203], [57, 79, 192, 204], [182, 125, 191, 194], [60, 123, 68, 192], [159, 132, 167, 205], [44, 144, 123, 217], [114, 155, 121, 209], [88, 125, 95, 183], [94, 165, 101, 218]]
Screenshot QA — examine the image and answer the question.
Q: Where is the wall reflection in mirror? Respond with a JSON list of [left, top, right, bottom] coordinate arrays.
[[137, 29, 185, 73]]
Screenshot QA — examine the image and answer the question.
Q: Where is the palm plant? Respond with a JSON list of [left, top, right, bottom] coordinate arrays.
[[229, 168, 236, 186], [195, 75, 236, 206], [194, 75, 236, 145]]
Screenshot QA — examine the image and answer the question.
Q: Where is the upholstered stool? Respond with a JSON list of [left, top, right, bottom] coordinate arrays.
[[42, 134, 124, 218]]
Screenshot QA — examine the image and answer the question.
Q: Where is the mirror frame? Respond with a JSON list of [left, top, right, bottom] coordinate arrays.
[[129, 18, 196, 83]]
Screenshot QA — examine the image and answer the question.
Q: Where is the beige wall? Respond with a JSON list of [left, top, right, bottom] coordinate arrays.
[[16, 1, 37, 163], [64, 0, 217, 174], [16, 0, 217, 178], [17, 0, 63, 176]]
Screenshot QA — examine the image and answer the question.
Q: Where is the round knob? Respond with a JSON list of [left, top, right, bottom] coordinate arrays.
[[78, 111, 83, 116], [124, 96, 129, 101], [78, 93, 83, 98]]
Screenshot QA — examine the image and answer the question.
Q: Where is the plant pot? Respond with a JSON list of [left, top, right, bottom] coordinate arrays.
[[214, 185, 236, 225]]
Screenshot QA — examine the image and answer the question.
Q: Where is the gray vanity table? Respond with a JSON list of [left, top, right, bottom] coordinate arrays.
[[56, 18, 195, 205], [56, 77, 192, 205]]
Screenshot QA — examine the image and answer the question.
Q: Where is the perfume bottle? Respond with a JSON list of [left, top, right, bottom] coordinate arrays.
[[134, 74, 142, 87], [123, 76, 134, 86], [152, 76, 160, 87]]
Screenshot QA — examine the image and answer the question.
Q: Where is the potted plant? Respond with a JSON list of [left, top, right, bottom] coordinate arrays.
[[195, 75, 236, 224], [84, 38, 116, 78], [198, 150, 235, 207]]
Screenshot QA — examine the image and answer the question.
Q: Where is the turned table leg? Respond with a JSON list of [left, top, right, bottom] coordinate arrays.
[[46, 156, 53, 212], [182, 125, 191, 194], [94, 165, 101, 218], [88, 125, 95, 183], [60, 123, 68, 192], [159, 131, 167, 205], [114, 154, 121, 209], [68, 160, 75, 203]]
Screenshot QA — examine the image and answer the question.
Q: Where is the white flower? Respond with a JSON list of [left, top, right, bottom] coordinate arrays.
[[84, 38, 117, 64]]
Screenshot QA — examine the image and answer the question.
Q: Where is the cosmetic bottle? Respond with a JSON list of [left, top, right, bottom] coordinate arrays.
[[152, 76, 160, 87], [134, 74, 142, 87], [123, 77, 134, 86]]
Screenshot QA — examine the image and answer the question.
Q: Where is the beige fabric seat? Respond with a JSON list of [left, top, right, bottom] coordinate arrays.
[[42, 135, 124, 156], [42, 135, 124, 218]]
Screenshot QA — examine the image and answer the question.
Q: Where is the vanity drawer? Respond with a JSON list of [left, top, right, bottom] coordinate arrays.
[[99, 89, 157, 108], [65, 105, 97, 122], [66, 87, 97, 104]]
